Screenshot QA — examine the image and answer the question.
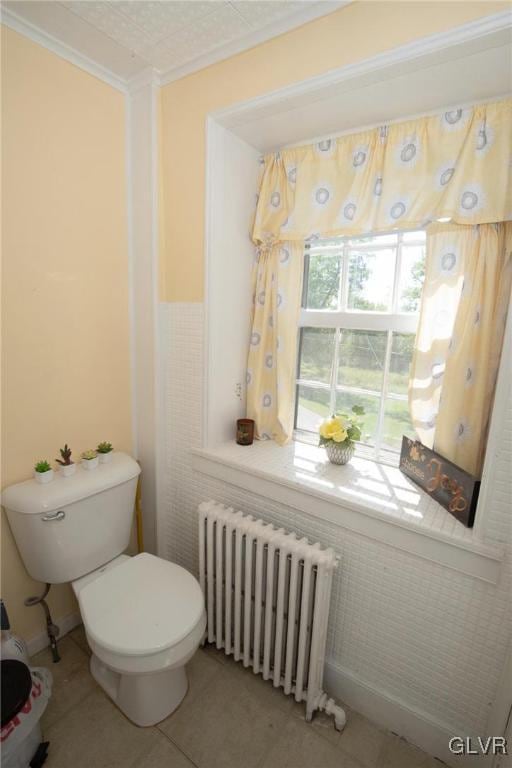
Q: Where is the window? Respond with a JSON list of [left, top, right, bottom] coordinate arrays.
[[295, 229, 426, 463]]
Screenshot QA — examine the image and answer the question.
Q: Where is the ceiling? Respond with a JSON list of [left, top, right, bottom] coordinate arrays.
[[2, 0, 347, 83]]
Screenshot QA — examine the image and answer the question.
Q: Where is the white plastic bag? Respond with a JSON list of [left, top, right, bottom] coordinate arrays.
[[1, 667, 52, 765]]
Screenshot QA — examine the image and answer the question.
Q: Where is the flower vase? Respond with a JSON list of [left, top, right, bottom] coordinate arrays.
[[325, 441, 355, 465]]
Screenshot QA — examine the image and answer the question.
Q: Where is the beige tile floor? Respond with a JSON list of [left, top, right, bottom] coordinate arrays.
[[31, 626, 445, 768]]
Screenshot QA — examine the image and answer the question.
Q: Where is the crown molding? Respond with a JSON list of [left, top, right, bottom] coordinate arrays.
[[2, 4, 509, 103], [159, 0, 351, 86], [1, 1, 350, 92], [127, 68, 161, 94], [212, 9, 512, 125], [0, 6, 128, 93]]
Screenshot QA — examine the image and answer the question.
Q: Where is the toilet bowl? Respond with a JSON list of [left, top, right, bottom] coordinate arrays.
[[72, 552, 206, 726]]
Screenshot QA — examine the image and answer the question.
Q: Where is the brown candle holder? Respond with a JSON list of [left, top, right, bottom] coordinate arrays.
[[236, 418, 255, 446]]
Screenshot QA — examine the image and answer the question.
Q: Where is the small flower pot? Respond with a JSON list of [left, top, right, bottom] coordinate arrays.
[[34, 469, 54, 484], [98, 451, 112, 464], [59, 463, 76, 478], [325, 442, 355, 465], [82, 457, 99, 471]]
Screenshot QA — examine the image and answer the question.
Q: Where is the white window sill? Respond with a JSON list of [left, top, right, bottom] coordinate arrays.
[[191, 440, 503, 584]]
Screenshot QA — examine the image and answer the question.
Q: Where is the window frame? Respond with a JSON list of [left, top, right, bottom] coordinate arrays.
[[294, 229, 425, 462]]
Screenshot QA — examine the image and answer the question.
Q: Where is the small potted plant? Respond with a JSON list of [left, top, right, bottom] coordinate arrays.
[[81, 449, 99, 471], [97, 442, 113, 464], [34, 460, 54, 484], [56, 444, 76, 477], [319, 405, 365, 465]]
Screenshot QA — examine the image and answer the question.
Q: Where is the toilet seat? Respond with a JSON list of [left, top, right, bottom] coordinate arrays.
[[74, 553, 206, 675]]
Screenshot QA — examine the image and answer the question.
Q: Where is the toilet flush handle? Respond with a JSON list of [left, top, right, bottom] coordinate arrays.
[[41, 510, 66, 522]]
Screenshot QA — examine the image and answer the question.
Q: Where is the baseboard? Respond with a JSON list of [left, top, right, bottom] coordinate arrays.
[[27, 611, 82, 658], [324, 659, 488, 768]]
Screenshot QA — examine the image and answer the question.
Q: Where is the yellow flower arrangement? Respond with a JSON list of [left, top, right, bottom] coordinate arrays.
[[318, 406, 365, 447], [319, 417, 348, 443]]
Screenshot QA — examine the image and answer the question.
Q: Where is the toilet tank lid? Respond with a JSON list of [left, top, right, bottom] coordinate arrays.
[[1, 453, 140, 515]]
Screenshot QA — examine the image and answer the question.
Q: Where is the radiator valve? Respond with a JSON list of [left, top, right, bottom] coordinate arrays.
[[313, 692, 347, 732]]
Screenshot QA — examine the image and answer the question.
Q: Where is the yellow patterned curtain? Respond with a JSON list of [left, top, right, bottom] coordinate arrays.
[[253, 100, 511, 243], [411, 222, 512, 477], [246, 241, 304, 444], [408, 223, 464, 450], [248, 100, 512, 446]]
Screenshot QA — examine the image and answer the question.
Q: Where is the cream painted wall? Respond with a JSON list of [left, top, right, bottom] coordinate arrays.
[[160, 0, 509, 302], [1, 27, 131, 643]]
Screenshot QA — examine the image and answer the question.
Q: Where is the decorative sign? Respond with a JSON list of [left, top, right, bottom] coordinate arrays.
[[399, 436, 480, 528]]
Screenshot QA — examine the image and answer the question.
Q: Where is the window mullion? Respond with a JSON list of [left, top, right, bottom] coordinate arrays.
[[340, 241, 349, 310], [301, 250, 310, 308], [392, 231, 403, 313], [375, 329, 393, 460], [330, 328, 340, 417], [331, 242, 347, 418]]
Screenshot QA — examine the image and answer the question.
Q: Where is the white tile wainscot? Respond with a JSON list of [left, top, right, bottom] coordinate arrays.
[[191, 441, 503, 584]]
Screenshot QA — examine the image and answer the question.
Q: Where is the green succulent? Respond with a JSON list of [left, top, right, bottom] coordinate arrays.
[[35, 460, 52, 473], [81, 450, 98, 460], [97, 442, 113, 454]]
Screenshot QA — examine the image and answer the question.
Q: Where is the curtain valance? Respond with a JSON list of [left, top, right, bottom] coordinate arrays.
[[252, 100, 512, 244]]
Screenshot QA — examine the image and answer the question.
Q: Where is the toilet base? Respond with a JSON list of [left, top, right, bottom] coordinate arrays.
[[90, 654, 188, 727]]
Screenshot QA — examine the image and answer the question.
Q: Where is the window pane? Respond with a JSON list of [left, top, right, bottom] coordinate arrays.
[[305, 253, 341, 310], [296, 385, 330, 432], [299, 328, 335, 385], [398, 244, 425, 313], [335, 391, 380, 445], [382, 398, 415, 452], [337, 330, 386, 392], [347, 249, 395, 311], [402, 230, 426, 243], [348, 232, 397, 247], [388, 333, 415, 396]]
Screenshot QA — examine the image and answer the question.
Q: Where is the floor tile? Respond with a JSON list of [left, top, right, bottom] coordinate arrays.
[[377, 734, 436, 768], [338, 711, 387, 767], [44, 688, 157, 768], [261, 717, 363, 768], [223, 654, 295, 714], [201, 643, 295, 713], [32, 636, 96, 730], [159, 662, 288, 768], [68, 624, 91, 656], [185, 648, 224, 705], [137, 731, 197, 768], [31, 630, 441, 768], [201, 641, 230, 665]]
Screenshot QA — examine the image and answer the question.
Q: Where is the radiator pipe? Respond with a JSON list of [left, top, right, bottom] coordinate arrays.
[[314, 692, 347, 732]]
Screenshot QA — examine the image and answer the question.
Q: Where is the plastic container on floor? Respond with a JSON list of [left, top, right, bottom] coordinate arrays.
[[1, 600, 30, 665], [1, 661, 52, 768]]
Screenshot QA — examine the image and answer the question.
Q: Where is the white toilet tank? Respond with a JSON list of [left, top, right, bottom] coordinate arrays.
[[2, 453, 140, 584]]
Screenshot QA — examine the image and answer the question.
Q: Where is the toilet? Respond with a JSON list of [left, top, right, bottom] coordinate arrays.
[[2, 453, 206, 727]]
